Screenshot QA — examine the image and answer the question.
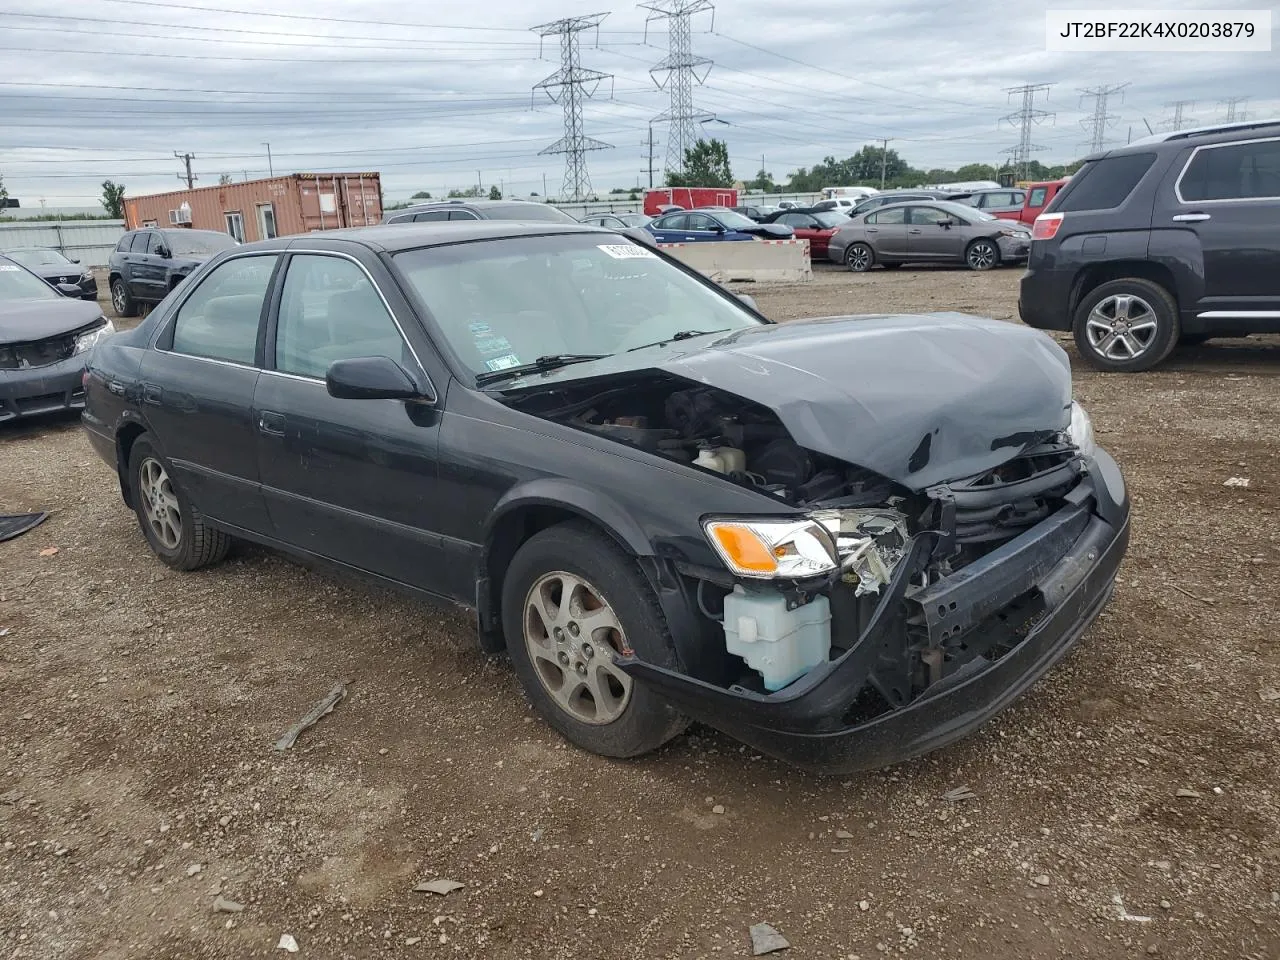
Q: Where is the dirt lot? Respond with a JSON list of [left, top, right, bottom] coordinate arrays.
[[2, 265, 1278, 960]]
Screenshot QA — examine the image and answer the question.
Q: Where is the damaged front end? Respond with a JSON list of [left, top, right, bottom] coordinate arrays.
[[499, 364, 1129, 774]]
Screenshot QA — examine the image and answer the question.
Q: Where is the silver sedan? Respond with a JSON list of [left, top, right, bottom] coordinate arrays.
[[827, 200, 1033, 272]]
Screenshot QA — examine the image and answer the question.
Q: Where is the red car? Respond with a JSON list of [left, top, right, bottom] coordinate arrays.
[[764, 209, 849, 258], [996, 179, 1069, 225]]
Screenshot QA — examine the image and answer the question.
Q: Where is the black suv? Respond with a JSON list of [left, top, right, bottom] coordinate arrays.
[[107, 228, 238, 317], [382, 199, 579, 225], [1019, 119, 1280, 371]]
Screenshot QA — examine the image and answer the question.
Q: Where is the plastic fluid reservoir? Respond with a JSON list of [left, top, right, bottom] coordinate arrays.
[[694, 446, 746, 474], [722, 586, 832, 691]]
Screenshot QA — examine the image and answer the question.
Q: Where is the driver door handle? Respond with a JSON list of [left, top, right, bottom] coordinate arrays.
[[908, 229, 923, 234], [258, 411, 286, 437], [1172, 213, 1211, 222]]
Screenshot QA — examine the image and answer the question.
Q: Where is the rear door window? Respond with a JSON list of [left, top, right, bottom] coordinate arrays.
[[867, 207, 906, 225], [129, 233, 150, 252], [1055, 153, 1156, 211], [147, 233, 167, 255], [413, 211, 450, 222], [169, 256, 277, 365], [1178, 137, 1280, 201], [1028, 187, 1048, 207]]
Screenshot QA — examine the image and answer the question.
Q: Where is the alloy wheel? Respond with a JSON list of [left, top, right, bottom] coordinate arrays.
[[112, 283, 125, 314], [523, 571, 633, 725], [846, 245, 871, 272], [968, 242, 996, 270], [1085, 294, 1159, 361], [139, 457, 181, 550]]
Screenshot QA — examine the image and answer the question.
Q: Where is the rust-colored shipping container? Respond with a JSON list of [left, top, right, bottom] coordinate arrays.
[[123, 173, 383, 241]]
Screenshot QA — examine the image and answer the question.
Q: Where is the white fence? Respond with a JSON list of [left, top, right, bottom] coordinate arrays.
[[545, 193, 825, 219], [0, 220, 126, 267]]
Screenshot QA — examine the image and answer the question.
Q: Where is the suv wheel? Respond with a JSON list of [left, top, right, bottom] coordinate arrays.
[[111, 278, 138, 318], [1073, 279, 1179, 372], [502, 522, 688, 759]]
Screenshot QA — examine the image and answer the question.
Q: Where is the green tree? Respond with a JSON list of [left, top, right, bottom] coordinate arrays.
[[447, 186, 484, 198], [218, 173, 234, 186], [953, 163, 997, 181], [101, 180, 126, 219], [410, 190, 432, 200], [666, 139, 733, 188], [745, 168, 775, 192], [487, 185, 502, 200], [0, 173, 8, 204]]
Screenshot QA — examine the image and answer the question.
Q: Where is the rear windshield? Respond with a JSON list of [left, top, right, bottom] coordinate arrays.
[[485, 204, 578, 224], [1053, 154, 1156, 212], [167, 232, 238, 256]]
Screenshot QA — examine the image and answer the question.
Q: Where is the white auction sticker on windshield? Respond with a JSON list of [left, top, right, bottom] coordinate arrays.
[[598, 244, 656, 259], [485, 354, 521, 372]]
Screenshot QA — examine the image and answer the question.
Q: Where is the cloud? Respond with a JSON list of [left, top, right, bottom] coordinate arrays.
[[0, 0, 1275, 205]]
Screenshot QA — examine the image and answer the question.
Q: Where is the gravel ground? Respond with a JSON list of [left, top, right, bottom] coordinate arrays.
[[2, 265, 1278, 960]]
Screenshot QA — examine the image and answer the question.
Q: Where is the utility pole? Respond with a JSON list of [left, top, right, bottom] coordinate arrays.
[[1220, 96, 1249, 122], [1078, 82, 1128, 153], [477, 170, 482, 195], [531, 13, 614, 202], [646, 126, 657, 188], [1162, 100, 1195, 131], [1001, 83, 1054, 181], [640, 0, 716, 174], [542, 172, 548, 197], [877, 137, 895, 189], [262, 142, 273, 178], [174, 151, 197, 189]]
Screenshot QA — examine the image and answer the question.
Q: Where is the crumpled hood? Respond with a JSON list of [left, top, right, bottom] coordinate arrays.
[[0, 298, 104, 343], [512, 313, 1073, 491], [658, 313, 1072, 490]]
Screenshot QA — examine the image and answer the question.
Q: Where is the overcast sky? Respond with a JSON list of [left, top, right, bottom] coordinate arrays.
[[2, 0, 1277, 206]]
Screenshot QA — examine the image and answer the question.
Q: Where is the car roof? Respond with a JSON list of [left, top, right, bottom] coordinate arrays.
[[239, 221, 614, 254], [1102, 118, 1280, 156], [387, 198, 556, 214]]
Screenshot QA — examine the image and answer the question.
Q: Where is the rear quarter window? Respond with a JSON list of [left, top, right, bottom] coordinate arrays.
[[1178, 137, 1280, 201], [1054, 153, 1157, 212]]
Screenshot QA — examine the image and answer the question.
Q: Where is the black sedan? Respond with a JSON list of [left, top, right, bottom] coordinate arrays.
[[1, 254, 114, 422], [5, 247, 98, 300], [82, 223, 1129, 774]]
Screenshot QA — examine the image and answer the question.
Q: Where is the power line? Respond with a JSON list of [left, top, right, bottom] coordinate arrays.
[[531, 13, 615, 201], [1162, 100, 1195, 131], [0, 44, 525, 64], [1079, 82, 1128, 153], [640, 0, 716, 173], [1002, 83, 1055, 179], [1220, 96, 1249, 122]]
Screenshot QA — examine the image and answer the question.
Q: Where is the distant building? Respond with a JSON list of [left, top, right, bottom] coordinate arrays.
[[123, 173, 383, 241]]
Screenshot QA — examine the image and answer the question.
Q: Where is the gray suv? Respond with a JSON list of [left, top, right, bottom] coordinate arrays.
[[383, 199, 578, 225], [1019, 119, 1280, 371]]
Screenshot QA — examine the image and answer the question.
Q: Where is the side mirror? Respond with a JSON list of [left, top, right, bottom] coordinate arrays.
[[711, 225, 726, 234], [155, 247, 171, 259], [737, 293, 760, 312], [326, 356, 431, 402], [938, 220, 955, 229], [56, 282, 82, 297], [70, 257, 81, 264]]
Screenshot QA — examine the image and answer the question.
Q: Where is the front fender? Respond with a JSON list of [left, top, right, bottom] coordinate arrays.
[[484, 477, 653, 557]]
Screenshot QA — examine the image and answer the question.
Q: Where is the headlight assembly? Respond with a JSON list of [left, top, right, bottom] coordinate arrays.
[[1068, 400, 1096, 458], [704, 518, 838, 580], [73, 319, 115, 356]]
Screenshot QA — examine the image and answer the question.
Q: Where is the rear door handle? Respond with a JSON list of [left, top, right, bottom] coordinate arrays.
[[1172, 213, 1211, 222], [142, 384, 162, 405], [866, 228, 878, 234], [908, 229, 923, 234], [258, 411, 286, 437]]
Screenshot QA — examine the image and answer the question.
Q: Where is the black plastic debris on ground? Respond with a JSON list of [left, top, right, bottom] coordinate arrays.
[[0, 512, 48, 543]]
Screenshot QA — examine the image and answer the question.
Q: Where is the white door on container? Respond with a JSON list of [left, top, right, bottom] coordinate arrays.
[[257, 203, 277, 240], [224, 211, 245, 243]]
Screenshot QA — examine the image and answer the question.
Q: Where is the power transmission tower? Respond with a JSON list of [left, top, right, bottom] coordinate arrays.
[[1078, 82, 1128, 153], [1220, 96, 1249, 122], [531, 13, 614, 202], [640, 0, 716, 174], [1162, 100, 1195, 131], [1001, 84, 1054, 180], [174, 151, 197, 189]]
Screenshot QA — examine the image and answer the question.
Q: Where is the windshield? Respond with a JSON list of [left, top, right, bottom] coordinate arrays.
[[711, 210, 758, 230], [618, 213, 650, 226], [812, 212, 847, 228], [167, 232, 238, 256], [486, 203, 578, 224], [393, 234, 764, 379], [9, 248, 73, 267], [0, 260, 60, 301]]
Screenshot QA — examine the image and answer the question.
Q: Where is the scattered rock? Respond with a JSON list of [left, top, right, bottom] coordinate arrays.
[[213, 897, 244, 914], [1032, 875, 1050, 887], [1160, 900, 1172, 910], [379, 748, 388, 755], [835, 829, 854, 840], [39, 547, 60, 557], [712, 805, 725, 815], [218, 815, 232, 827], [1259, 688, 1280, 703], [943, 786, 977, 802], [412, 880, 464, 896], [276, 933, 299, 953], [749, 922, 790, 955], [405, 937, 421, 946], [859, 900, 870, 912], [534, 889, 544, 898], [1176, 788, 1202, 799], [1223, 476, 1250, 488], [186, 864, 203, 877]]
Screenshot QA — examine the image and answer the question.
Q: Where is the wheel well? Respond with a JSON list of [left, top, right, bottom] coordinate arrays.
[[108, 272, 122, 285], [478, 505, 635, 653], [115, 424, 147, 508], [1070, 260, 1179, 317]]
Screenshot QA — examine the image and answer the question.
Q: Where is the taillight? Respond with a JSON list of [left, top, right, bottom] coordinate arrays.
[[1031, 212, 1064, 241], [82, 371, 90, 388]]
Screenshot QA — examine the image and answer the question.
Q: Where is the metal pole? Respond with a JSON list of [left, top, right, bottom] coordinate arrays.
[[263, 142, 273, 178]]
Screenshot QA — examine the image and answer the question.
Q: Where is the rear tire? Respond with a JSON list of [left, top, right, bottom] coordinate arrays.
[[110, 278, 138, 319], [1072, 278, 1180, 373], [845, 243, 874, 273], [127, 437, 232, 571], [965, 239, 999, 271], [502, 522, 688, 759]]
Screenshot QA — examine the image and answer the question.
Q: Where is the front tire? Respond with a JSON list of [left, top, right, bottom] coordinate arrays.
[[502, 522, 687, 758], [844, 242, 874, 273], [128, 437, 232, 571], [1072, 278, 1179, 372], [965, 239, 999, 271], [111, 278, 138, 318]]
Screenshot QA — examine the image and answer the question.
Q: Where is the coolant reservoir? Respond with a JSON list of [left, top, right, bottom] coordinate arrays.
[[694, 445, 746, 474], [722, 586, 832, 691]]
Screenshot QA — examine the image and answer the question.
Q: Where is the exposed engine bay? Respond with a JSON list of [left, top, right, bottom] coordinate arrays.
[[505, 372, 1087, 707]]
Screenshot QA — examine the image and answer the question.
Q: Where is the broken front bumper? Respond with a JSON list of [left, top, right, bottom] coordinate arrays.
[[619, 448, 1130, 775]]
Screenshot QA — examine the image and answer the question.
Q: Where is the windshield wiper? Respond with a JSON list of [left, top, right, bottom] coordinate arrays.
[[475, 353, 608, 387], [626, 328, 730, 353]]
